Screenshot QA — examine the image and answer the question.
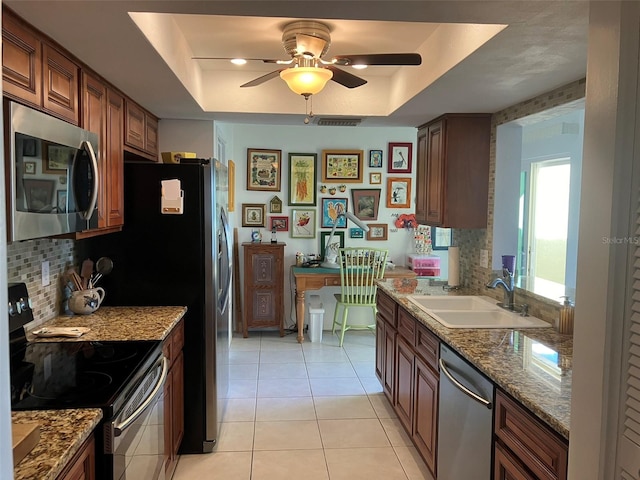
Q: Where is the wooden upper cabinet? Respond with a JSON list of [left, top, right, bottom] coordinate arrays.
[[2, 12, 42, 107], [125, 98, 159, 161], [2, 8, 80, 125], [106, 89, 125, 227], [42, 44, 79, 124], [415, 114, 491, 228]]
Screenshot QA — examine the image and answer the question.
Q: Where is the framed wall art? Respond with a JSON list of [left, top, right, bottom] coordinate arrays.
[[291, 209, 316, 238], [43, 142, 71, 174], [269, 216, 289, 231], [350, 228, 364, 239], [247, 148, 281, 191], [288, 153, 317, 206], [321, 197, 348, 228], [24, 179, 54, 211], [320, 231, 345, 260], [366, 223, 388, 241], [432, 227, 453, 250], [369, 149, 383, 168], [24, 161, 36, 175], [270, 195, 283, 213], [57, 190, 67, 212], [388, 142, 413, 174], [321, 149, 364, 183], [369, 172, 382, 185], [351, 189, 381, 221], [386, 177, 412, 208], [241, 203, 266, 227]]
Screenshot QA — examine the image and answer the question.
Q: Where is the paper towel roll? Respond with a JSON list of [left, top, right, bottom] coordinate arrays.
[[448, 246, 460, 287]]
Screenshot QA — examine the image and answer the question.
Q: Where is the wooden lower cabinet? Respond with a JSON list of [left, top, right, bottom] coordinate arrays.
[[56, 434, 95, 480], [242, 242, 285, 337], [413, 356, 438, 475], [494, 390, 568, 480], [382, 322, 396, 402], [163, 319, 185, 479], [395, 337, 414, 432]]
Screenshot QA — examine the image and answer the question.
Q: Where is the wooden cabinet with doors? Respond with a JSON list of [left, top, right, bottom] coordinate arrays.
[[2, 8, 80, 125], [375, 290, 397, 403], [124, 98, 159, 161], [494, 389, 568, 480], [77, 72, 124, 238], [163, 318, 185, 479], [56, 434, 95, 480], [242, 242, 286, 337], [415, 113, 491, 227]]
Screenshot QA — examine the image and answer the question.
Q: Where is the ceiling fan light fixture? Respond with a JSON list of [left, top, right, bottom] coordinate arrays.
[[280, 67, 333, 96]]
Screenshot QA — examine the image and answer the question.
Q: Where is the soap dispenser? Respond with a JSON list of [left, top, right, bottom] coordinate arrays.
[[558, 296, 574, 334]]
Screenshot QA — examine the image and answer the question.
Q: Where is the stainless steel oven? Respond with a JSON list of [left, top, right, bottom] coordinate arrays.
[[104, 350, 168, 480], [5, 100, 99, 242]]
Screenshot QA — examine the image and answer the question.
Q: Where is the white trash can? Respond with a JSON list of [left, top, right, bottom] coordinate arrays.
[[308, 295, 324, 343]]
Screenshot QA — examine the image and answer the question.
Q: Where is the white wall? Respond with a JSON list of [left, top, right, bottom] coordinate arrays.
[[158, 119, 215, 159], [228, 123, 420, 329]]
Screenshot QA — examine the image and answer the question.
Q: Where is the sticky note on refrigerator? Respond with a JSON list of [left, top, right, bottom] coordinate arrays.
[[161, 179, 183, 214]]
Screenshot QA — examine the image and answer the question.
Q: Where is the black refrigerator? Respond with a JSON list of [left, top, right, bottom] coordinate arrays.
[[81, 159, 231, 453]]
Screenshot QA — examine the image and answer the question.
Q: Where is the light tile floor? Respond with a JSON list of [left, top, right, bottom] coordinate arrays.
[[172, 330, 435, 480]]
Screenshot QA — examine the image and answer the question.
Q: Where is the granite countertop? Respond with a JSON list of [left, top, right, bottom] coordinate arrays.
[[377, 277, 572, 440], [27, 306, 187, 342], [12, 408, 103, 480]]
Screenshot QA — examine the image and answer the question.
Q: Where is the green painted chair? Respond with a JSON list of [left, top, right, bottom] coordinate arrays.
[[331, 247, 388, 347]]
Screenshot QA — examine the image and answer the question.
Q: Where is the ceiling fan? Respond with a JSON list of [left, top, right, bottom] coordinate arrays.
[[193, 20, 422, 96]]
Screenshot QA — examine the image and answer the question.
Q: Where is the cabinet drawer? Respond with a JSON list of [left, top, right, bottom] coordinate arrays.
[[415, 323, 439, 371], [377, 291, 397, 328], [494, 441, 536, 480], [324, 277, 341, 286], [397, 307, 416, 344], [495, 390, 568, 480]]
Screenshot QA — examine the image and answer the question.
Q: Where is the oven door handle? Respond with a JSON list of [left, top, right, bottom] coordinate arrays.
[[114, 356, 168, 436]]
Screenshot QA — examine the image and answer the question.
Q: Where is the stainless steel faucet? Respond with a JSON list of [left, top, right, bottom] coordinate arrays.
[[487, 267, 515, 308]]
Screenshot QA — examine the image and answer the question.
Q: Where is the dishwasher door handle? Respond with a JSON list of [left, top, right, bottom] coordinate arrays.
[[439, 358, 493, 409]]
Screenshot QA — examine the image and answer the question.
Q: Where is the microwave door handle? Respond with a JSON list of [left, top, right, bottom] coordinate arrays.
[[80, 140, 99, 220]]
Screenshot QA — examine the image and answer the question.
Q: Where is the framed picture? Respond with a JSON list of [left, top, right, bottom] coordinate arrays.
[[321, 197, 348, 228], [43, 142, 71, 174], [321, 149, 364, 183], [247, 148, 281, 191], [432, 227, 453, 250], [351, 189, 381, 221], [369, 172, 382, 184], [386, 177, 412, 208], [369, 149, 383, 168], [24, 161, 36, 175], [228, 160, 235, 212], [241, 203, 266, 227], [350, 228, 364, 238], [269, 216, 289, 231], [289, 153, 317, 206], [320, 231, 345, 259], [57, 190, 67, 212], [388, 142, 413, 173], [23, 179, 54, 212], [291, 209, 316, 238], [270, 195, 283, 213], [366, 223, 388, 241], [23, 139, 37, 157]]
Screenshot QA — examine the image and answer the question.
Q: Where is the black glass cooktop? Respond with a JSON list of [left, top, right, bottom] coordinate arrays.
[[10, 340, 160, 412]]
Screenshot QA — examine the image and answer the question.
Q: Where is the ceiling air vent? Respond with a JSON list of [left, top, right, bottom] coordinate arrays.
[[316, 117, 362, 127]]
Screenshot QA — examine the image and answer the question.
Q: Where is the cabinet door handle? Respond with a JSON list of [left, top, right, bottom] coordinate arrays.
[[439, 358, 493, 409]]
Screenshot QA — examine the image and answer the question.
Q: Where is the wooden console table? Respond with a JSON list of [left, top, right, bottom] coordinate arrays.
[[292, 266, 417, 343]]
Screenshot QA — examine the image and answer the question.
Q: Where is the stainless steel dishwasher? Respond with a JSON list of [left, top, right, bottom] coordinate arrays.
[[438, 344, 494, 480]]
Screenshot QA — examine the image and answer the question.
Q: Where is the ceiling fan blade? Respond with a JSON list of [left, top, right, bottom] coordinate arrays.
[[327, 66, 367, 89], [332, 53, 422, 66], [240, 69, 284, 88], [192, 57, 282, 63], [295, 33, 327, 58]]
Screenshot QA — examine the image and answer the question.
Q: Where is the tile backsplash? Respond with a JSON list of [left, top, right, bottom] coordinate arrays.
[[7, 238, 77, 326]]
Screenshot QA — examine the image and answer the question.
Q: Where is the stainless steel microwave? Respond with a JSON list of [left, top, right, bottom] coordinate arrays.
[[6, 101, 99, 242]]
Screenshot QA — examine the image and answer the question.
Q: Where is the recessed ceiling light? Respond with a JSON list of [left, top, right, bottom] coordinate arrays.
[[352, 64, 368, 70], [230, 58, 247, 65]]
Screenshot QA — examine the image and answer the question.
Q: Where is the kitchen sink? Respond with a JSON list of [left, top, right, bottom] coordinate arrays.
[[406, 295, 549, 329]]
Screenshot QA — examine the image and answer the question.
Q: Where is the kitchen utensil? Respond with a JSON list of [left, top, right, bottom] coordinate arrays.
[[92, 257, 114, 285], [81, 259, 94, 289]]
